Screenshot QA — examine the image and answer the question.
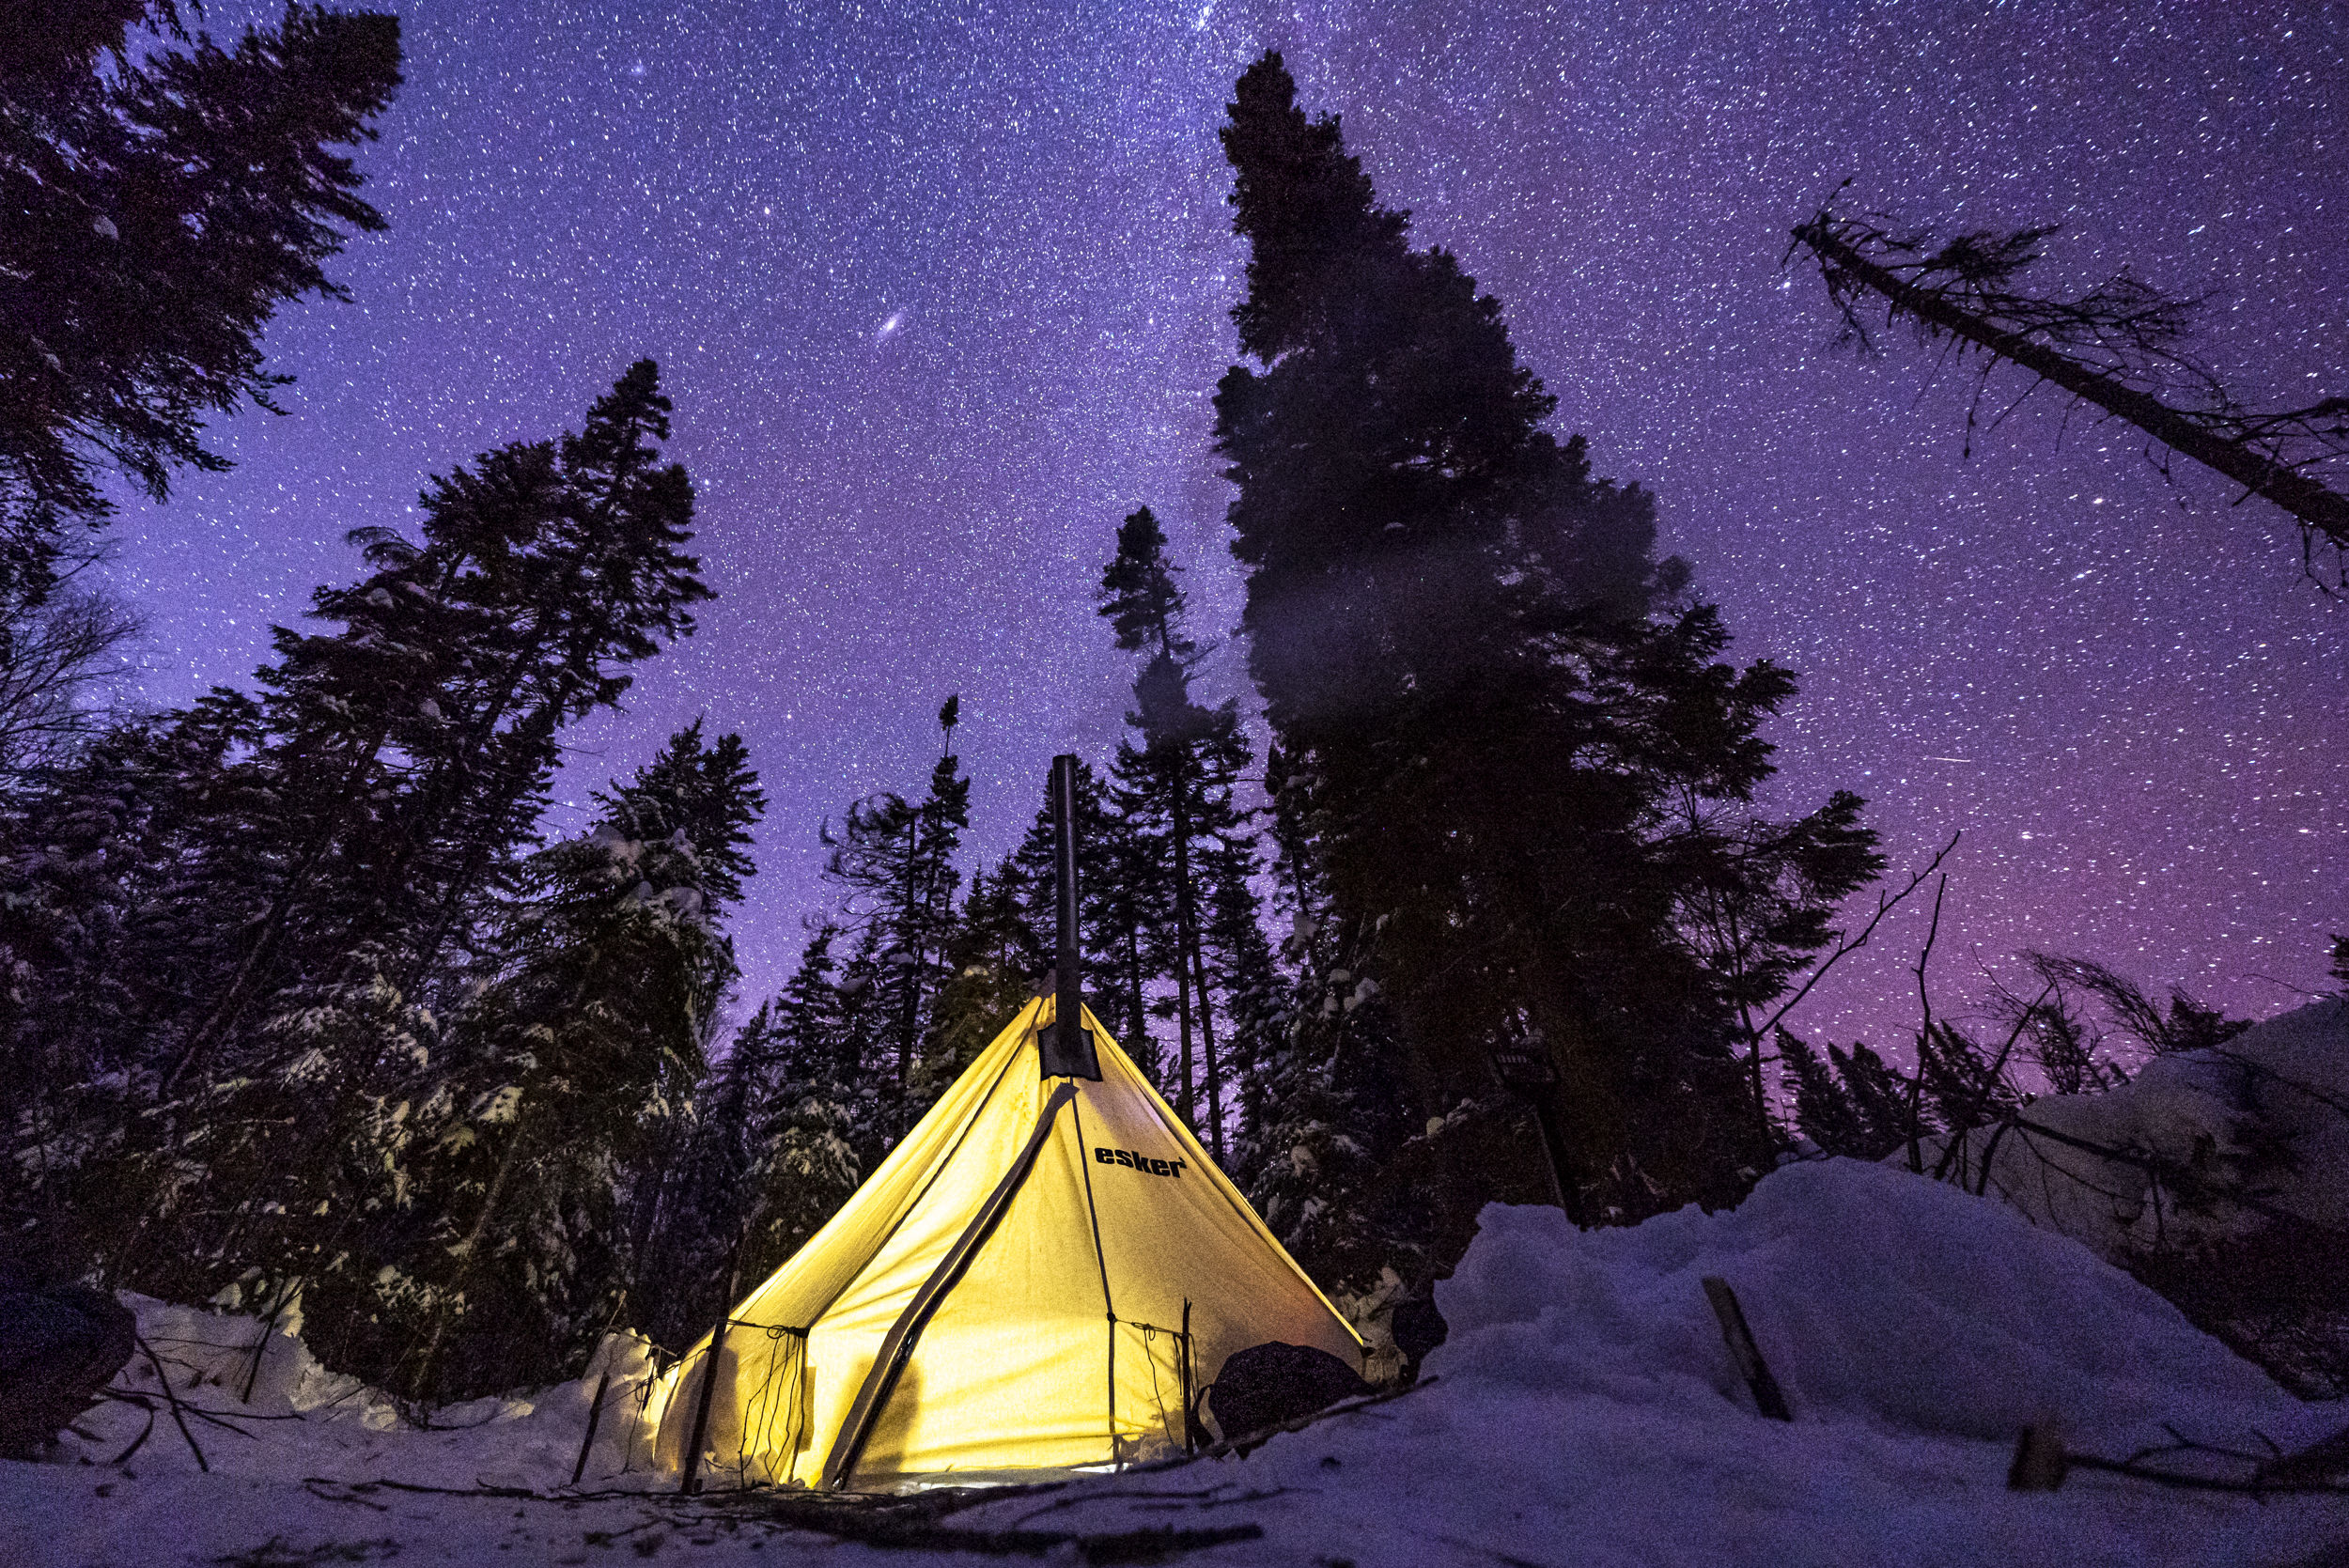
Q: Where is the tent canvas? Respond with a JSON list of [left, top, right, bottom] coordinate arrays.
[[646, 994, 1364, 1489]]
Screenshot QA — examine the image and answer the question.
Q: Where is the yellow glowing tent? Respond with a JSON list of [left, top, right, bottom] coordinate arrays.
[[645, 993, 1363, 1490]]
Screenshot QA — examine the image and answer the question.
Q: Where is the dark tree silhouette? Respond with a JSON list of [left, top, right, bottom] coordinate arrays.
[[1097, 505, 1259, 1155], [1216, 54, 1877, 1235], [0, 2, 402, 598]]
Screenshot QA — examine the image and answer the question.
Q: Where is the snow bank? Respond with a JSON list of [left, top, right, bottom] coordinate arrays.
[[1933, 997, 2349, 1260], [1431, 1158, 2322, 1452], [75, 1295, 665, 1492]]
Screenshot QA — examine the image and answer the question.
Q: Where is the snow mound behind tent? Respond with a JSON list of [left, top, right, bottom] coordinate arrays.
[[1429, 1158, 2320, 1452]]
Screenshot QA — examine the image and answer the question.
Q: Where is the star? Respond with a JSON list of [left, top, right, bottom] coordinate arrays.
[[98, 0, 2344, 1048]]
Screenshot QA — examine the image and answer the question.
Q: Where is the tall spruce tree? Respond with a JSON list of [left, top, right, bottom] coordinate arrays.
[[363, 794, 735, 1398], [1226, 742, 1423, 1293], [642, 924, 866, 1341], [921, 863, 1046, 1098], [0, 3, 402, 602], [1214, 54, 1878, 1242], [594, 719, 763, 913], [162, 361, 708, 1094], [627, 1001, 781, 1352], [299, 715, 755, 1392], [818, 698, 971, 1149], [752, 924, 863, 1251], [582, 721, 770, 1347]]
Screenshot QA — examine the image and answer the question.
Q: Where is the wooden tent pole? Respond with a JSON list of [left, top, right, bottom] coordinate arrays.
[[820, 1080, 1081, 1490], [679, 1237, 745, 1496]]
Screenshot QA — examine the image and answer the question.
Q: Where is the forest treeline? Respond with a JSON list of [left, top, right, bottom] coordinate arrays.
[[7, 12, 2317, 1405]]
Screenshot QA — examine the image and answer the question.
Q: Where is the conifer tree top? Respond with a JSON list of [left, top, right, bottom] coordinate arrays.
[[1221, 52, 1410, 364], [1096, 505, 1192, 662]]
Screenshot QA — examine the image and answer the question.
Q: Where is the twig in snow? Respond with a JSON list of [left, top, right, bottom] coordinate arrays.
[[240, 1276, 302, 1405], [1008, 1487, 1289, 1529], [106, 1405, 156, 1467], [302, 1480, 392, 1512], [135, 1334, 207, 1472], [96, 1385, 281, 1436], [2008, 1421, 2349, 1496], [1702, 1277, 1792, 1421], [1430, 1534, 1562, 1568]]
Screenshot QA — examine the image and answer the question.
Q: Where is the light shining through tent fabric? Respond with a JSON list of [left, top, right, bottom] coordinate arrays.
[[648, 995, 1362, 1488]]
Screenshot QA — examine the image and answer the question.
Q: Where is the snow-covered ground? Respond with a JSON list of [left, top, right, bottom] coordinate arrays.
[[8, 1157, 2343, 1564]]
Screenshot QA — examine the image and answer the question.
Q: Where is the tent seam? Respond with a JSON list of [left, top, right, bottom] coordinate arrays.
[[1070, 1091, 1118, 1465]]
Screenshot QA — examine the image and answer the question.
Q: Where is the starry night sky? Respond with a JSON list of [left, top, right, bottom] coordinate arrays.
[[96, 0, 2345, 1050]]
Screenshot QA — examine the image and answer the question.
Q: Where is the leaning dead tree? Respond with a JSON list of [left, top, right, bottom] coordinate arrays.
[[1786, 196, 2349, 589]]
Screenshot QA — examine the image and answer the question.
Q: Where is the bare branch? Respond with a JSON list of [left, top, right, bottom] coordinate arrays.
[[1905, 873, 1948, 1173], [1750, 830, 1960, 1048], [1930, 983, 2053, 1183], [0, 574, 144, 775]]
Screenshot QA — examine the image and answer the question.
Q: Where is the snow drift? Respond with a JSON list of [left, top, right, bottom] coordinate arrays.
[[85, 1294, 666, 1492], [1928, 996, 2349, 1261], [1432, 1157, 2315, 1452]]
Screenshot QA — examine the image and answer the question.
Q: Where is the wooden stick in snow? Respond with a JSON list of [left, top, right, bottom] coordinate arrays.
[[2008, 1421, 2069, 1490], [569, 1371, 611, 1488], [1702, 1278, 1791, 1421]]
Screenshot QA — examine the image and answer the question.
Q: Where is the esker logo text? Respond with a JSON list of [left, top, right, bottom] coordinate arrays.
[[1095, 1146, 1185, 1178]]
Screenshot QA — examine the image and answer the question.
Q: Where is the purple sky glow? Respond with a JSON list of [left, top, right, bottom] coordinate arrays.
[[97, 0, 2345, 1060]]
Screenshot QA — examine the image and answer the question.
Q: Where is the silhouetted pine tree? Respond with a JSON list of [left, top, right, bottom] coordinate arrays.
[[1777, 1032, 1907, 1160], [1198, 826, 1283, 1142], [921, 864, 1045, 1098], [0, 365, 713, 1342], [576, 722, 770, 1351], [1097, 506, 1260, 1154], [1226, 747, 1424, 1294], [363, 808, 729, 1398], [629, 991, 859, 1356], [818, 699, 971, 1152], [1916, 1020, 2025, 1134]]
